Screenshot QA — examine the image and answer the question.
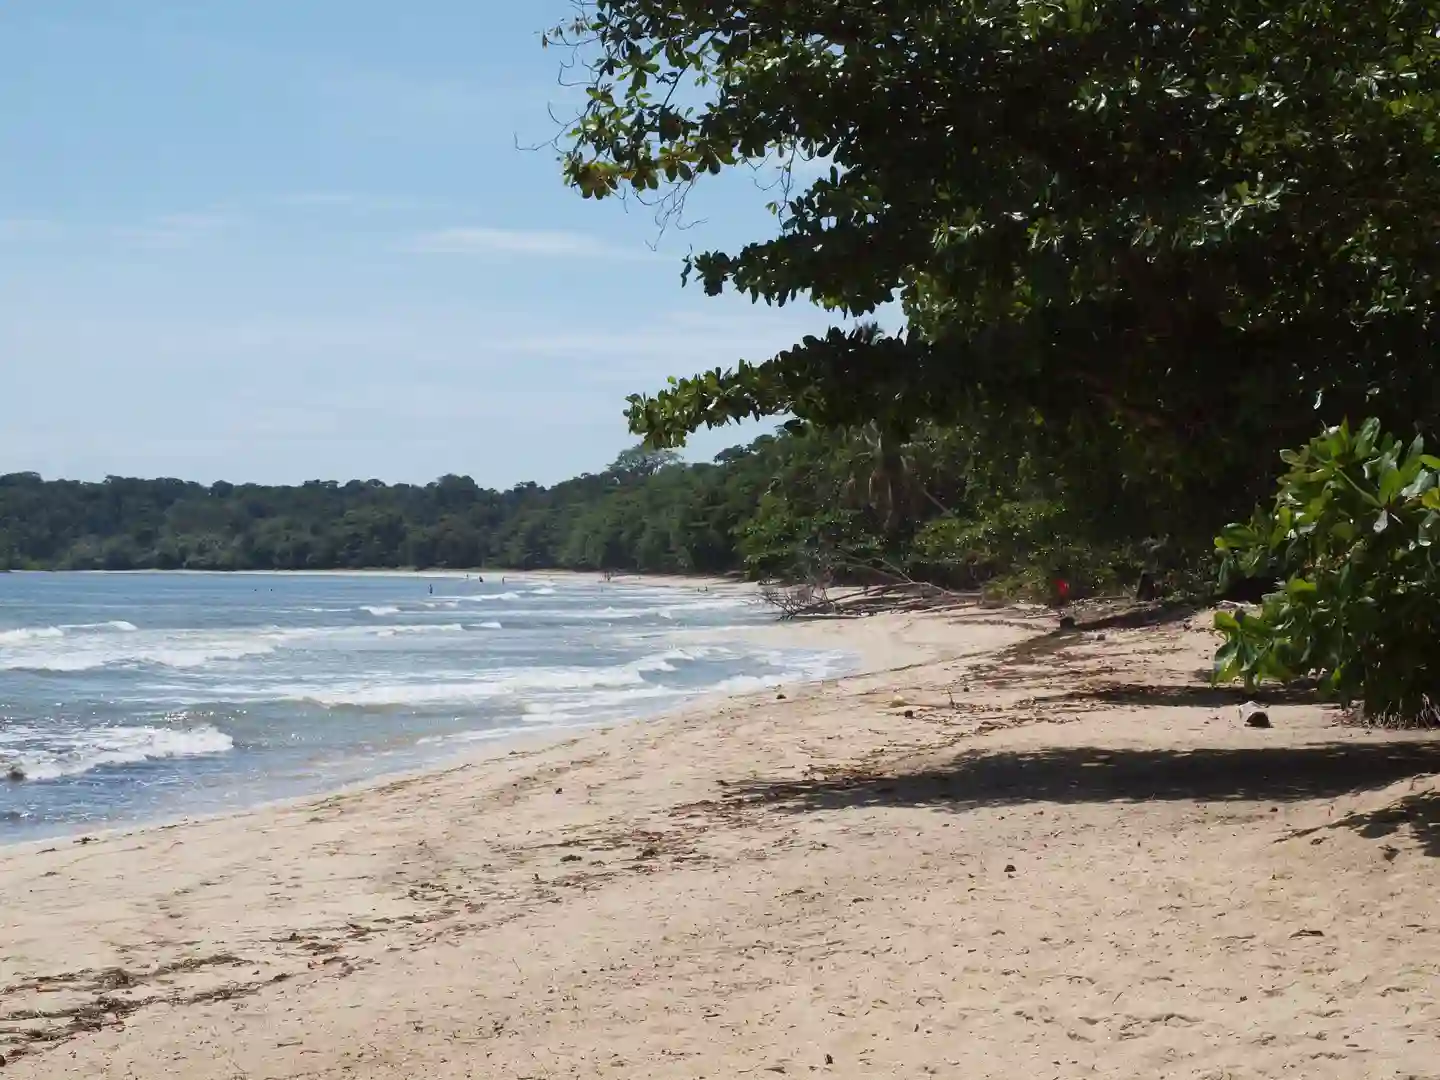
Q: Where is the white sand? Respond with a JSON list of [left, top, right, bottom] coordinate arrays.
[[3, 605, 1440, 1078]]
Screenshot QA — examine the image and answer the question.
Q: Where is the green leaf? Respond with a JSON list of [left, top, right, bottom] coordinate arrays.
[[1420, 510, 1440, 547], [1379, 461, 1405, 505], [1213, 610, 1243, 633], [1357, 417, 1382, 455], [1401, 470, 1436, 500], [1213, 656, 1242, 686]]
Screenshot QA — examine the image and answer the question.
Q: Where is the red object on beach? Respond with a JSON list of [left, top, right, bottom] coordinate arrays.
[[1055, 579, 1071, 602]]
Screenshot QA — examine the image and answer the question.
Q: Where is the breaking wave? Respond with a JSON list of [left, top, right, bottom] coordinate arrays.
[[2, 724, 234, 782]]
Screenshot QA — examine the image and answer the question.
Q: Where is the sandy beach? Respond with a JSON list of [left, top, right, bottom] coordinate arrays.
[[4, 603, 1440, 1078]]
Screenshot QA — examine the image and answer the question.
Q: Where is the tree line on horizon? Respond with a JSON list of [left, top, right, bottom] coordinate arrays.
[[0, 427, 1178, 594]]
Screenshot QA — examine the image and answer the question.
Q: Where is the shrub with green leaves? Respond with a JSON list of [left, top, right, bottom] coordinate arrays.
[[909, 500, 1144, 599], [1213, 419, 1440, 726]]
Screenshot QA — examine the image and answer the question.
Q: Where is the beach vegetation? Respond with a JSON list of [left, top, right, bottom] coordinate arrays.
[[1214, 419, 1440, 727], [0, 427, 1153, 594], [548, 0, 1440, 700]]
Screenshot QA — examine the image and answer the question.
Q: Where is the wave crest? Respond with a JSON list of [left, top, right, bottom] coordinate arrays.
[[5, 724, 234, 782]]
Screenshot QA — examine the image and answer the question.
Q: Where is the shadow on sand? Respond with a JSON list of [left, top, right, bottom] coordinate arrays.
[[726, 743, 1440, 848], [1303, 791, 1440, 858], [1054, 682, 1322, 709]]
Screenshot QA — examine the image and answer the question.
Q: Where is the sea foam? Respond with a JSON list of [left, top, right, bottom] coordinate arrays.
[[5, 724, 234, 782]]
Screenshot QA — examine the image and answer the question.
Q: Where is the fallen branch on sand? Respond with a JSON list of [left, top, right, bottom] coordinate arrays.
[[759, 577, 977, 620]]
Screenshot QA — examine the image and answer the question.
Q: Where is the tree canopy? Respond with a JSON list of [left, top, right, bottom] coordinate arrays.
[[0, 448, 719, 575], [0, 429, 1168, 596], [552, 0, 1440, 487], [549, 1, 1440, 721], [0, 436, 914, 579]]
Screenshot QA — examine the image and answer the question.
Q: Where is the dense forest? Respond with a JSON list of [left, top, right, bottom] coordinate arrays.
[[0, 424, 1177, 596], [541, 1, 1440, 723]]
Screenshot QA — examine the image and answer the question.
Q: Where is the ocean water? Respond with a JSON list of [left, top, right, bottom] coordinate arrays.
[[0, 572, 850, 841]]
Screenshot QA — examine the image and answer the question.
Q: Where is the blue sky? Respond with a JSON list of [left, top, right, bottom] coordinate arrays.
[[0, 2, 844, 487]]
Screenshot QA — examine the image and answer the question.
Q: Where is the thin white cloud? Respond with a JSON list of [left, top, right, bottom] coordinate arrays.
[[274, 192, 439, 213], [406, 226, 656, 259], [0, 297, 837, 482], [112, 213, 233, 250], [0, 218, 61, 241], [316, 71, 496, 124], [0, 213, 233, 250]]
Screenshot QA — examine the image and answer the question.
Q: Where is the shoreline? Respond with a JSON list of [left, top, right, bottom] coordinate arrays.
[[5, 606, 1440, 1078], [0, 715, 592, 858], [17, 567, 752, 590], [0, 613, 877, 855], [0, 580, 847, 851], [0, 599, 996, 851]]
